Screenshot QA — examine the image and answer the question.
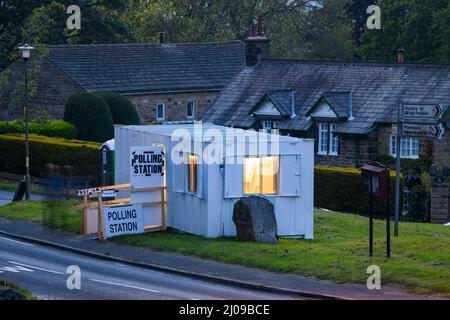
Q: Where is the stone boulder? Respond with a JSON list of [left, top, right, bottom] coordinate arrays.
[[232, 196, 278, 243], [0, 289, 27, 300]]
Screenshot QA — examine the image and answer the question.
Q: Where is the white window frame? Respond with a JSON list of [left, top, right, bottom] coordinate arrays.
[[390, 135, 420, 159], [318, 123, 339, 156], [318, 123, 329, 155], [156, 103, 165, 121], [187, 101, 196, 119], [329, 124, 339, 156], [243, 156, 280, 196], [262, 121, 273, 131]]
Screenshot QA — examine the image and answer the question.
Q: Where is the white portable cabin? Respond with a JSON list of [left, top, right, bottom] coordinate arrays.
[[115, 123, 315, 239]]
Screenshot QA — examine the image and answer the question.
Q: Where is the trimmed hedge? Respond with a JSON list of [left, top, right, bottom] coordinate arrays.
[[0, 133, 100, 179], [64, 92, 114, 142], [100, 93, 140, 125], [315, 166, 403, 216], [0, 120, 78, 139]]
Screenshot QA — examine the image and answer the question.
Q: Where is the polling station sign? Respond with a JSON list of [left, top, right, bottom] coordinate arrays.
[[130, 147, 165, 188], [103, 204, 144, 239]]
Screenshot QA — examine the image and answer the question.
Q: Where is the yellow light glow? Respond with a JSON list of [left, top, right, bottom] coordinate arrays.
[[243, 156, 279, 195], [189, 154, 197, 193]]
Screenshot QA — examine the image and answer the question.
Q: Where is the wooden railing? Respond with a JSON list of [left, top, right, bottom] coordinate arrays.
[[77, 184, 167, 239]]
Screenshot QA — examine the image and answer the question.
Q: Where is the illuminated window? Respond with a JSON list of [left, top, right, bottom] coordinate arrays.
[[243, 156, 279, 195], [188, 154, 198, 193]]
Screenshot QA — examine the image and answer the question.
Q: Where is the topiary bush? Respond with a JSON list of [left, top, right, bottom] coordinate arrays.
[[0, 133, 100, 179], [99, 93, 140, 125], [0, 120, 78, 139], [315, 166, 403, 216], [64, 92, 114, 142]]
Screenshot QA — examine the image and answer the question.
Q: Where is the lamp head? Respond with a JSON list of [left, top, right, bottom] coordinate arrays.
[[18, 44, 35, 61]]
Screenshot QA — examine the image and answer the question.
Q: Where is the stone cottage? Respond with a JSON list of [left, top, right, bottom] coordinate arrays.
[[202, 54, 450, 169], [0, 41, 245, 123]]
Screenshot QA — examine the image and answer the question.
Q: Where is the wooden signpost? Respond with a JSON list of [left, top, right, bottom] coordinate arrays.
[[394, 103, 447, 236]]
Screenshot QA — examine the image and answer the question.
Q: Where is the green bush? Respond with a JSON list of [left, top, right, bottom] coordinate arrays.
[[0, 133, 100, 179], [64, 92, 114, 142], [99, 93, 140, 125], [315, 166, 403, 216], [0, 120, 78, 139]]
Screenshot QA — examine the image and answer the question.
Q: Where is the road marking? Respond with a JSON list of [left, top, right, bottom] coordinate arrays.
[[0, 265, 34, 273], [8, 261, 65, 275], [89, 279, 160, 293], [0, 237, 34, 247]]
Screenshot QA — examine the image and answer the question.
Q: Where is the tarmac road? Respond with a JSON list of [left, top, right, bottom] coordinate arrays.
[[0, 235, 299, 300]]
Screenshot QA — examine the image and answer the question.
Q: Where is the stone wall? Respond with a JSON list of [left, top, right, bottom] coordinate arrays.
[[433, 134, 450, 167], [1, 57, 220, 124], [316, 129, 379, 168], [0, 57, 83, 121], [430, 174, 449, 223], [127, 91, 220, 124]]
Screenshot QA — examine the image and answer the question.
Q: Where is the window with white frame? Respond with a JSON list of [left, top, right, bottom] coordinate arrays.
[[156, 103, 165, 121], [187, 101, 196, 119], [262, 121, 273, 132], [330, 124, 339, 155], [243, 156, 279, 195], [318, 123, 339, 156], [390, 135, 420, 159]]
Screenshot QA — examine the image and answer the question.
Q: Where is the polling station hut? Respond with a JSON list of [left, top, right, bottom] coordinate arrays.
[[114, 123, 314, 239]]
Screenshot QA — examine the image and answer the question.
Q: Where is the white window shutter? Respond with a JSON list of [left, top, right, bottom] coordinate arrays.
[[224, 157, 243, 198], [281, 155, 301, 196]]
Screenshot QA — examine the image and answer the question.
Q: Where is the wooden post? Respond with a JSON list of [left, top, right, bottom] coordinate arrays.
[[161, 187, 166, 229], [97, 193, 105, 240], [82, 194, 88, 235]]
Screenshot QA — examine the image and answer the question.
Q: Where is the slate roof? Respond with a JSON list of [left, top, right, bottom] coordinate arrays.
[[46, 41, 245, 94], [310, 92, 350, 118], [201, 59, 450, 135]]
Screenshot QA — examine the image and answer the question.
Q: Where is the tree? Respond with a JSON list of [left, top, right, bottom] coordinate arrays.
[[0, 0, 132, 69], [100, 93, 140, 125], [123, 0, 353, 60], [358, 0, 450, 63], [64, 92, 114, 142]]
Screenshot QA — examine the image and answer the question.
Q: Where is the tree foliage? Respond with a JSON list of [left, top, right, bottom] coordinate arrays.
[[358, 0, 450, 63], [100, 93, 140, 125], [64, 92, 114, 142]]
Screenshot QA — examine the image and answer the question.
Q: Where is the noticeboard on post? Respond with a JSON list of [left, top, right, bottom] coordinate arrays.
[[130, 146, 165, 188]]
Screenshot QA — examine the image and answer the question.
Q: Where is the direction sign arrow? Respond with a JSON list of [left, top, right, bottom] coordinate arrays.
[[402, 123, 445, 139], [403, 104, 444, 120]]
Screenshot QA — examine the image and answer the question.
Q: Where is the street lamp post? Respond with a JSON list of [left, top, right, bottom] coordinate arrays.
[[18, 44, 35, 201]]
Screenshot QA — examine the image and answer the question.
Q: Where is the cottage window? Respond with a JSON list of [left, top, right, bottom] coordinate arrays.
[[156, 103, 165, 121], [390, 136, 420, 159], [262, 121, 273, 132], [318, 123, 339, 156], [188, 154, 198, 193], [243, 156, 279, 195], [187, 101, 196, 119]]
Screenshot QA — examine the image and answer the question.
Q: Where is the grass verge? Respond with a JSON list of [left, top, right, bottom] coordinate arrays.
[[0, 200, 82, 234], [0, 280, 36, 300], [113, 211, 450, 297], [0, 179, 49, 195], [0, 200, 448, 297]]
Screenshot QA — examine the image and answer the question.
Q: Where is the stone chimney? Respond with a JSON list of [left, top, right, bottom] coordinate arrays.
[[245, 14, 270, 67], [397, 48, 405, 64]]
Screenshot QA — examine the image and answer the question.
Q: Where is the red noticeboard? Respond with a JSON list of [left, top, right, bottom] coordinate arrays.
[[361, 161, 390, 201]]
